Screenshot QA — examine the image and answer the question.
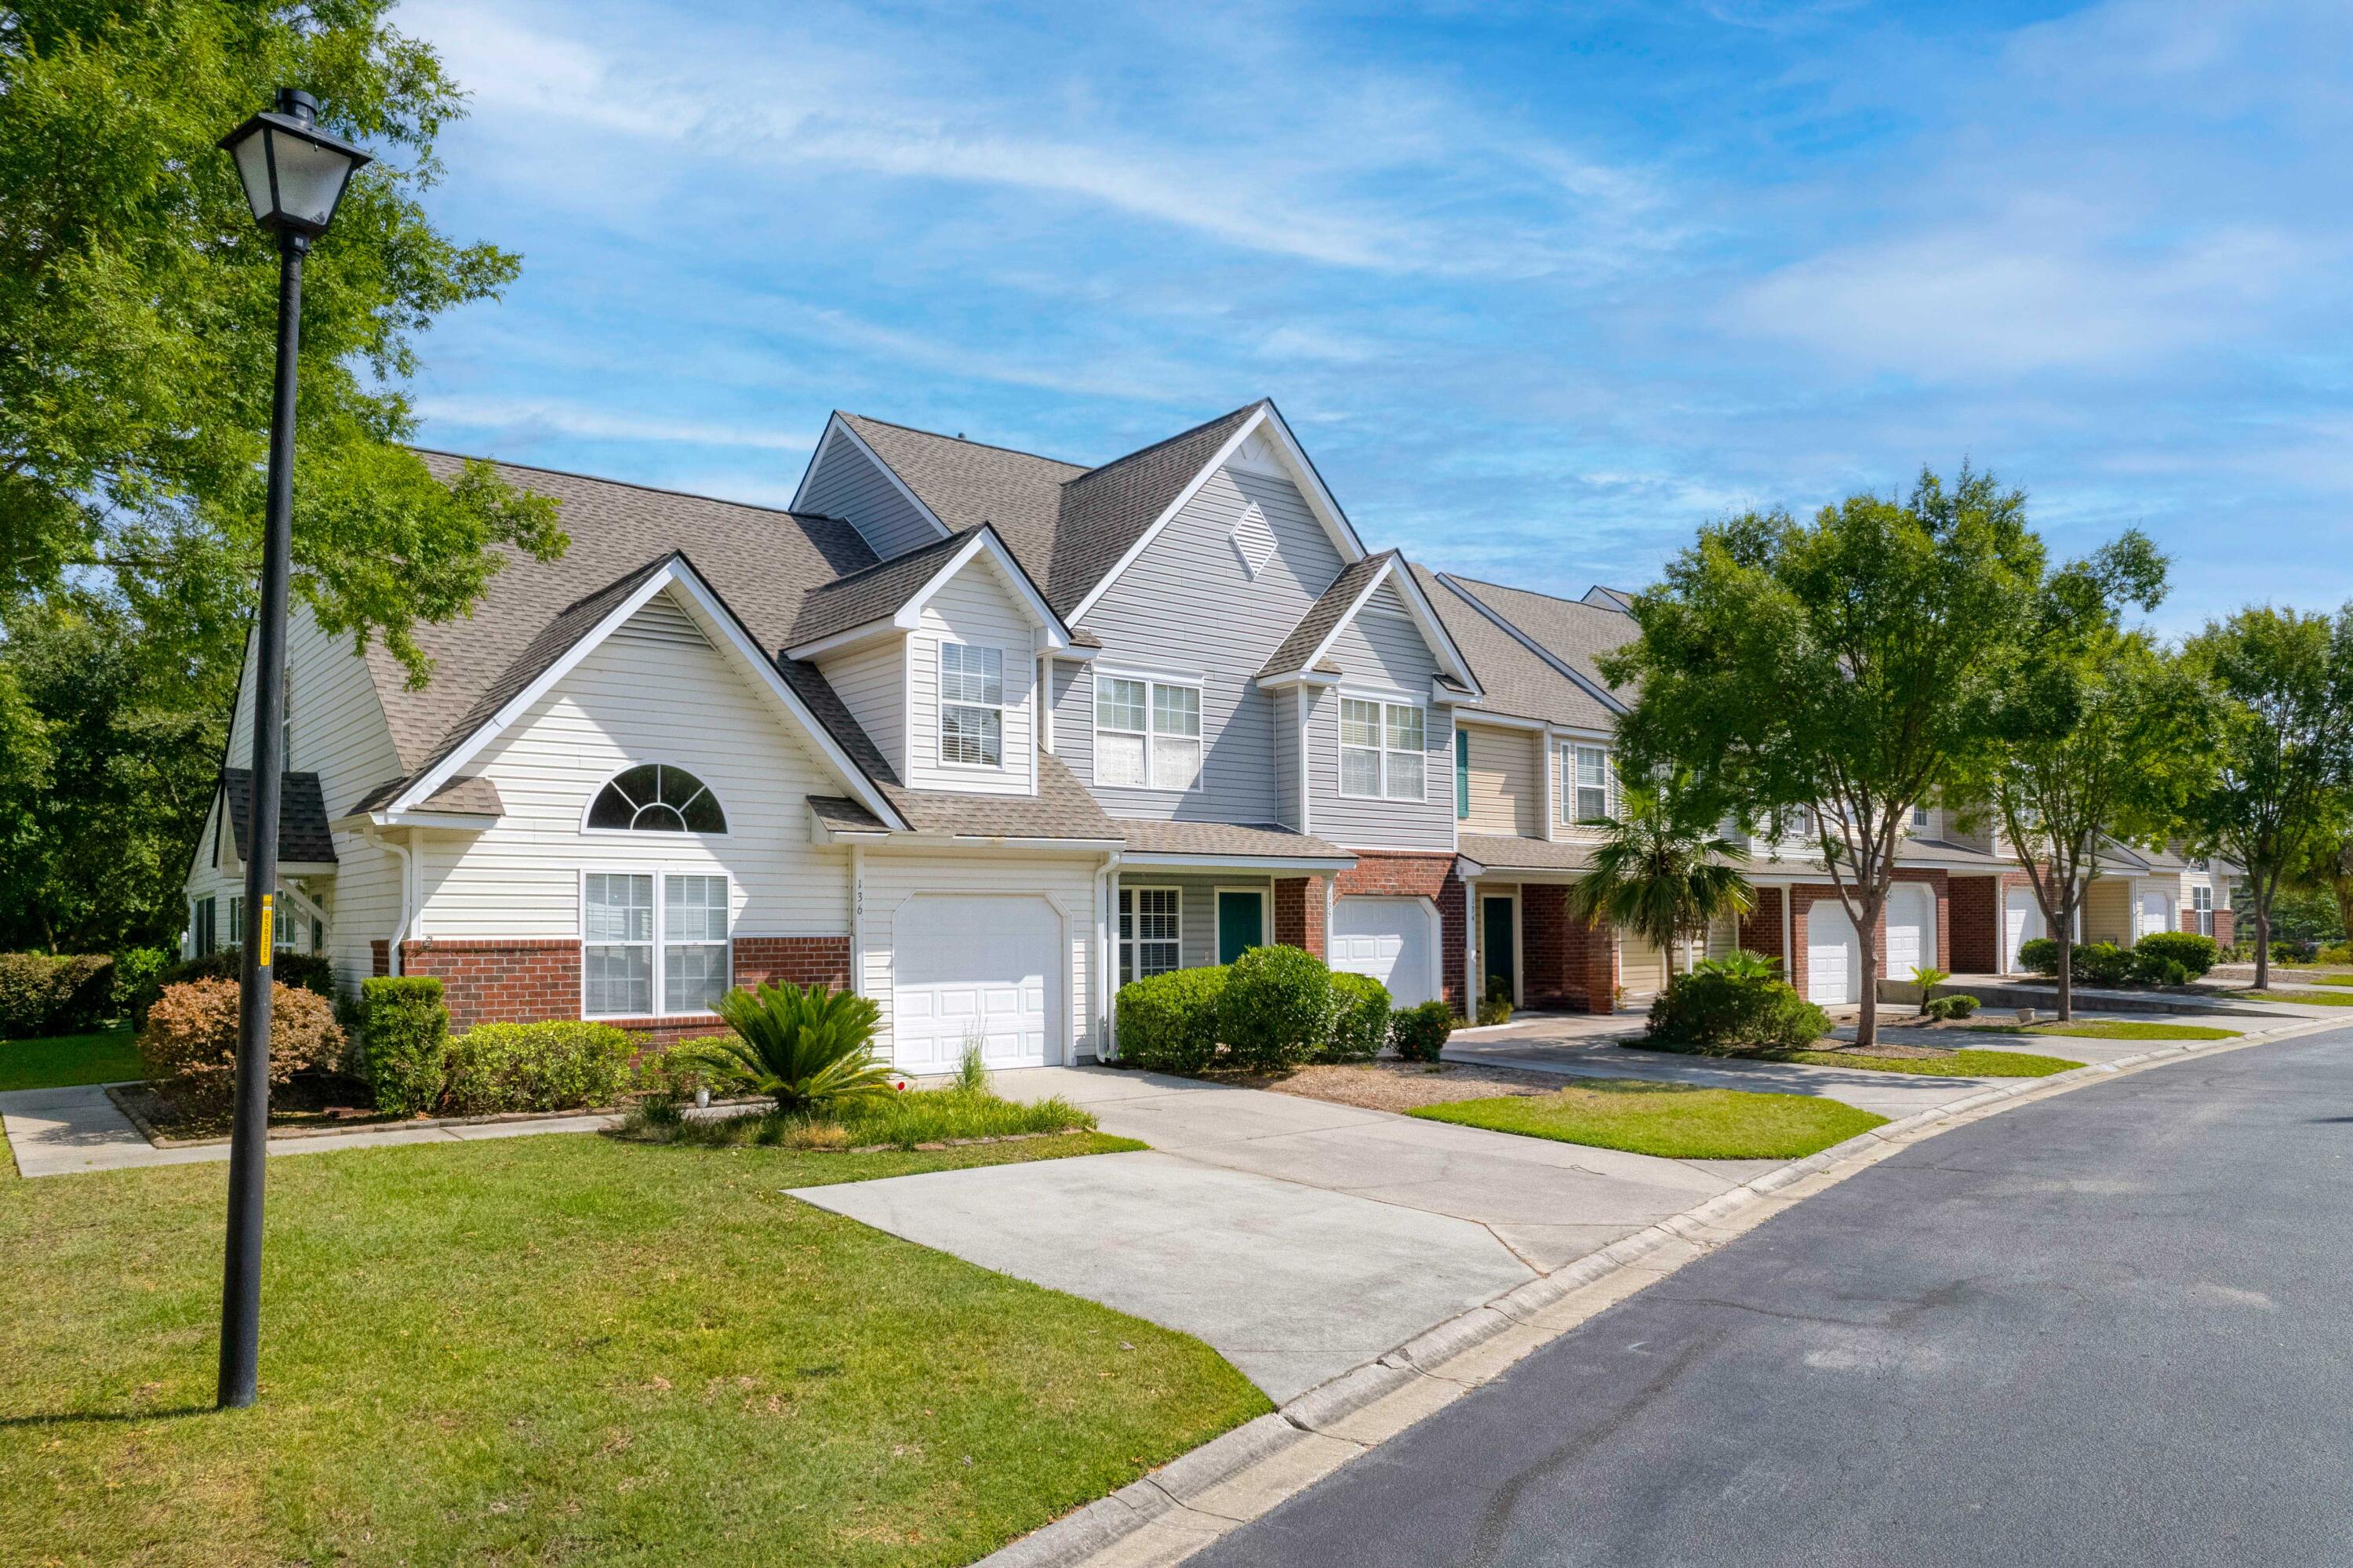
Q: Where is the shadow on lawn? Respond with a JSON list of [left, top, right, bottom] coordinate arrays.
[[0, 1404, 213, 1428]]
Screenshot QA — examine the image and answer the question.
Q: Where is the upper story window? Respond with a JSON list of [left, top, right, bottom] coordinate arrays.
[[1096, 675, 1202, 791], [1788, 805, 1815, 839], [939, 642, 1005, 768], [1911, 804, 1930, 831], [1341, 697, 1425, 801], [1566, 744, 1617, 823], [587, 764, 726, 833]]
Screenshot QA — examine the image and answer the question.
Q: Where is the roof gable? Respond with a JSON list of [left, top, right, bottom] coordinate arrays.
[[1257, 553, 1482, 697], [1435, 573, 1638, 721]]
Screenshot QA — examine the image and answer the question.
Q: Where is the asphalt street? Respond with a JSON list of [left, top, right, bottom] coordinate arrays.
[[1193, 1025, 2353, 1568]]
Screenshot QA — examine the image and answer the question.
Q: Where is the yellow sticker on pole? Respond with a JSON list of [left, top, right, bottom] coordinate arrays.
[[256, 895, 274, 966]]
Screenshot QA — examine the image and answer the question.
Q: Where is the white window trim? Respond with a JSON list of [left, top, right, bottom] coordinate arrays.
[[1338, 692, 1428, 802], [1118, 883, 1184, 987], [1213, 885, 1271, 965], [1091, 670, 1206, 794], [937, 640, 1008, 772], [1563, 742, 1618, 824], [579, 868, 735, 1021], [579, 761, 731, 836]]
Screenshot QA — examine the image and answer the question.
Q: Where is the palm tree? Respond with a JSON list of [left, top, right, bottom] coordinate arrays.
[[1566, 771, 1754, 976], [682, 981, 896, 1113]]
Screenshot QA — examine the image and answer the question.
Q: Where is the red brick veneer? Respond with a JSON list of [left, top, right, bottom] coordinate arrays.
[[1272, 876, 1329, 960], [1518, 884, 1616, 1013], [1738, 886, 1787, 969], [1335, 852, 1467, 1013], [1949, 874, 2001, 973]]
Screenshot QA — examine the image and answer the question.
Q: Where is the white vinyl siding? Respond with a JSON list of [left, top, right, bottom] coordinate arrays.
[[796, 426, 944, 561], [1461, 723, 1540, 838], [420, 593, 851, 944], [906, 560, 1035, 795], [816, 638, 905, 779], [1057, 462, 1344, 823]]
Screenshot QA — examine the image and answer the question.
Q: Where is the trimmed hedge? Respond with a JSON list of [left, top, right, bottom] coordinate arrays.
[[1390, 999, 1454, 1063], [2018, 938, 2136, 987], [1323, 972, 1391, 1062], [1218, 944, 1333, 1071], [139, 948, 334, 1028], [137, 978, 342, 1107], [1646, 968, 1829, 1053], [439, 1020, 638, 1115], [1115, 966, 1228, 1075], [360, 977, 450, 1116], [2132, 930, 2217, 979], [1924, 992, 1980, 1021], [0, 953, 116, 1039]]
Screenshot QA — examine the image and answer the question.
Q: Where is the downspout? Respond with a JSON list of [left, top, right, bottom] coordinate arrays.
[[849, 842, 865, 996], [1098, 849, 1123, 1060], [367, 824, 413, 978]]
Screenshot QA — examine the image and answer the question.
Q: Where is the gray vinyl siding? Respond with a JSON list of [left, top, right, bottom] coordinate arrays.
[[1049, 659, 1089, 771], [798, 427, 944, 562], [1119, 873, 1273, 973], [1063, 464, 1346, 824], [1310, 595, 1456, 850], [1274, 685, 1302, 831]]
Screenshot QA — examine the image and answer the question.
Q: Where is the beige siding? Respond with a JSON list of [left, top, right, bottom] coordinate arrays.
[[1620, 929, 1670, 996], [420, 592, 852, 944], [857, 848, 1100, 1062], [1462, 722, 1539, 837], [2084, 877, 2133, 947], [905, 557, 1038, 796], [817, 638, 906, 780]]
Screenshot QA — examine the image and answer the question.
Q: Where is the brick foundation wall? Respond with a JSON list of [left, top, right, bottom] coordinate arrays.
[[371, 935, 850, 1044], [1518, 884, 1616, 1013], [1272, 876, 1328, 959], [1336, 852, 1467, 1013], [1950, 874, 2001, 973]]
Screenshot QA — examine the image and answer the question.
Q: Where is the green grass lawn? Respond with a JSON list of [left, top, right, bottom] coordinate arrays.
[[1782, 1048, 2085, 1077], [2283, 972, 2353, 986], [0, 1130, 1265, 1566], [2220, 988, 2353, 1006], [0, 1024, 140, 1092], [1407, 1079, 1886, 1160], [627, 1086, 1100, 1151], [1971, 1019, 2239, 1042]]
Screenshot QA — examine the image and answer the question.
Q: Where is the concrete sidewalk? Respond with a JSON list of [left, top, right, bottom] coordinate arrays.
[[0, 1082, 616, 1180]]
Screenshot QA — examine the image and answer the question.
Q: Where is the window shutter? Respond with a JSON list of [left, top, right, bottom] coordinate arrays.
[[1455, 728, 1470, 820]]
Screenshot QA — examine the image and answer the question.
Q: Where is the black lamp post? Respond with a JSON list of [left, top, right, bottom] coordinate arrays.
[[213, 88, 370, 1411]]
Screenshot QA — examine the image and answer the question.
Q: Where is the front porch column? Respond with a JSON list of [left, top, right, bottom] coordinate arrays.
[[1272, 875, 1327, 959]]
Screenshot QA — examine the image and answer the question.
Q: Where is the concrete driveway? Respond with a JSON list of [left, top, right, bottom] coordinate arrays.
[[789, 1066, 1758, 1400]]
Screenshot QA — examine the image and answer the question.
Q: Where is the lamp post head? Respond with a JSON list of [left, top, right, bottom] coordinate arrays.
[[219, 88, 372, 240]]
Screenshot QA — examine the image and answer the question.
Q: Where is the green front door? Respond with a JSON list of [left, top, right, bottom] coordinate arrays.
[[1217, 891, 1264, 965], [1482, 895, 1516, 1004]]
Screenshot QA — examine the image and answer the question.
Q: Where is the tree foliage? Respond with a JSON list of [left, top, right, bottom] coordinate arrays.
[[1564, 770, 1752, 975], [1603, 467, 2042, 1044], [2177, 606, 2353, 988]]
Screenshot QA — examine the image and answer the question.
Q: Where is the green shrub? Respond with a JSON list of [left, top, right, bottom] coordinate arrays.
[[2071, 942, 2133, 987], [1475, 977, 1512, 1026], [676, 982, 889, 1113], [2316, 942, 2353, 966], [112, 947, 170, 1017], [358, 976, 449, 1116], [2133, 930, 2217, 978], [1115, 966, 1227, 1074], [1924, 992, 1980, 1021], [440, 1020, 638, 1115], [2129, 948, 2188, 986], [1646, 968, 1830, 1053], [137, 978, 341, 1107], [2017, 937, 2061, 976], [2272, 939, 2308, 966], [1322, 973, 1390, 1062], [1390, 999, 1454, 1063], [1699, 951, 1783, 981], [157, 948, 335, 1014], [1217, 944, 1333, 1071], [0, 953, 116, 1039]]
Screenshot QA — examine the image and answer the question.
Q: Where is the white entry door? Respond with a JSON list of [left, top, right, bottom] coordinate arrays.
[[1330, 896, 1438, 1007], [1806, 899, 1860, 1005], [891, 895, 1057, 1072], [1886, 882, 1935, 981], [2138, 888, 2177, 943], [2004, 887, 2046, 973]]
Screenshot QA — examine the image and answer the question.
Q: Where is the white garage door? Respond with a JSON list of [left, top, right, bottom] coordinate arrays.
[[1806, 899, 1860, 1005], [1330, 897, 1438, 1008], [2138, 889, 2176, 943], [1886, 882, 1935, 982], [2004, 887, 2045, 973], [891, 895, 1057, 1073]]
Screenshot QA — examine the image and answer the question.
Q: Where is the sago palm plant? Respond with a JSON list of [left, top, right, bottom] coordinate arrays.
[[683, 982, 894, 1113], [1566, 770, 1755, 977]]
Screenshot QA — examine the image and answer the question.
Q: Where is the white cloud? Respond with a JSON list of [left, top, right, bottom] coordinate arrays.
[[415, 395, 810, 452]]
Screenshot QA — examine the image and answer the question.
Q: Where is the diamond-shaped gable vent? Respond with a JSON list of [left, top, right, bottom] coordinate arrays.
[[1231, 502, 1278, 578]]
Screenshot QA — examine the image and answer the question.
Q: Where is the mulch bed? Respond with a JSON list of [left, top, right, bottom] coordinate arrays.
[[107, 1077, 641, 1149]]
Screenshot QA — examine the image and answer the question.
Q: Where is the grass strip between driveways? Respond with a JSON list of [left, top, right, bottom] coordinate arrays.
[[0, 1128, 1264, 1567], [0, 1024, 141, 1092], [1971, 1019, 2240, 1042], [2221, 988, 2353, 1006], [1780, 1048, 2085, 1077], [1407, 1078, 1886, 1160]]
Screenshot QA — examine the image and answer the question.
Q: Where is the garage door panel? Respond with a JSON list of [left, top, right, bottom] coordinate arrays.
[[892, 895, 1059, 1072], [1331, 897, 1437, 1008], [1806, 900, 1859, 1006]]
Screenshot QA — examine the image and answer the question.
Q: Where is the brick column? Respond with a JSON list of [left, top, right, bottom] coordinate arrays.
[[1949, 875, 2000, 973], [1520, 884, 1616, 1014], [1273, 876, 1328, 959], [1738, 886, 1786, 972]]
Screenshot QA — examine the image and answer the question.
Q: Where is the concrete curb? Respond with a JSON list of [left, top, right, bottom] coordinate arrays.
[[973, 1013, 2344, 1568]]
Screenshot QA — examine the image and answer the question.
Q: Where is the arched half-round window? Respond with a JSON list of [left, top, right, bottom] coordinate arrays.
[[587, 764, 726, 834]]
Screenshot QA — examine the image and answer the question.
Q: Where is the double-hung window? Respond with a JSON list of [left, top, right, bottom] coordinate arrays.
[[1566, 744, 1616, 823], [939, 642, 1004, 768], [1094, 676, 1202, 791], [585, 871, 733, 1018], [2192, 885, 2214, 937], [1340, 697, 1426, 800], [193, 897, 218, 957], [1118, 886, 1182, 986], [228, 895, 245, 946], [1911, 804, 1931, 831]]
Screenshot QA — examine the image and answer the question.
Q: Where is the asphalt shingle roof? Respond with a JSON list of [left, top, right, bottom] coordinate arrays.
[[1412, 565, 1619, 732], [1437, 574, 1638, 717], [1258, 553, 1393, 680], [221, 770, 337, 864], [1112, 820, 1352, 860], [785, 527, 980, 646]]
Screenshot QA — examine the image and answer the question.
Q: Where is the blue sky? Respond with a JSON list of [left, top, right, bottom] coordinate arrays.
[[393, 0, 2353, 634]]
